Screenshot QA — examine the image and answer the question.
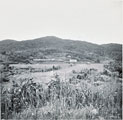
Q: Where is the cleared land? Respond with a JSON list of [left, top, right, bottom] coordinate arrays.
[[10, 63, 104, 84]]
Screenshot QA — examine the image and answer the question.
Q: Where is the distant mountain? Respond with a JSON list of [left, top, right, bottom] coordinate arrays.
[[0, 36, 99, 52], [0, 36, 122, 62]]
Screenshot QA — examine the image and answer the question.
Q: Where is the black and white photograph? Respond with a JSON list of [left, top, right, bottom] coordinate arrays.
[[0, 0, 122, 120]]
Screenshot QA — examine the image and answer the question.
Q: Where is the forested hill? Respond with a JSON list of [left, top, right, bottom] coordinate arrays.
[[0, 36, 122, 62]]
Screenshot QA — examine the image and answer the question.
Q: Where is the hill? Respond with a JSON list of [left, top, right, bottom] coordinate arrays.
[[0, 36, 122, 62]]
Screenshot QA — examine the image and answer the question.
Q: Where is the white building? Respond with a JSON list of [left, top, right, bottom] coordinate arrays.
[[69, 59, 77, 63]]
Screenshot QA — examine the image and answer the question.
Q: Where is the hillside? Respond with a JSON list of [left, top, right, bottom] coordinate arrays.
[[0, 36, 99, 52], [0, 36, 122, 62], [102, 43, 122, 61]]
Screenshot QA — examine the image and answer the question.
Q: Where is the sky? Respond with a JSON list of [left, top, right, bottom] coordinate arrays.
[[0, 0, 122, 44]]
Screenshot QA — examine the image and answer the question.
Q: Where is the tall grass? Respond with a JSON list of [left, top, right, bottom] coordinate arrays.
[[1, 68, 122, 120]]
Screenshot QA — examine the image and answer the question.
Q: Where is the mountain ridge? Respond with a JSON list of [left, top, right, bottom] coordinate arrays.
[[0, 36, 122, 62], [1, 36, 121, 45]]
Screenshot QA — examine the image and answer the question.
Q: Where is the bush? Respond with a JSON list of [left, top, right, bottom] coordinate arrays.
[[1, 69, 122, 119]]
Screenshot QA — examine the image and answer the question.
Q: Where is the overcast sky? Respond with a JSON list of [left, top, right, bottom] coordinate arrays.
[[0, 0, 122, 44]]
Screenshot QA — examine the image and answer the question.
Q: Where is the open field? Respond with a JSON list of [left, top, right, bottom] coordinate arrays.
[[10, 63, 104, 83]]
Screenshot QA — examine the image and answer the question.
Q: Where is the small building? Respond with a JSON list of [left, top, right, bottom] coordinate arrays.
[[86, 62, 91, 64], [67, 55, 71, 58], [69, 59, 77, 63], [33, 58, 55, 62]]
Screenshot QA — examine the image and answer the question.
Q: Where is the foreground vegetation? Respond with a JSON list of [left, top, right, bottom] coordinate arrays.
[[1, 62, 122, 120]]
